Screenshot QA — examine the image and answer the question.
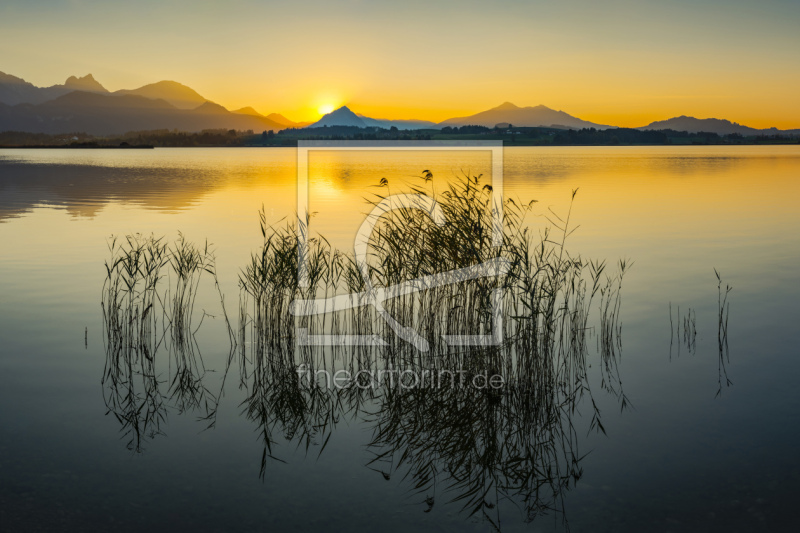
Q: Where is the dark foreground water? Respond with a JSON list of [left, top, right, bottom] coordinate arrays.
[[1, 146, 799, 532]]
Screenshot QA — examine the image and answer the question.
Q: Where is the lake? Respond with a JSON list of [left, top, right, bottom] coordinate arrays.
[[1, 145, 799, 532]]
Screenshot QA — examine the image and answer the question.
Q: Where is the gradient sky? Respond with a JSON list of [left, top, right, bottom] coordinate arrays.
[[1, 0, 798, 127]]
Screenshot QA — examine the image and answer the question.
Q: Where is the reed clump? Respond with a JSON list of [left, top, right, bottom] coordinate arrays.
[[101, 233, 232, 450], [715, 269, 732, 396], [235, 171, 630, 527]]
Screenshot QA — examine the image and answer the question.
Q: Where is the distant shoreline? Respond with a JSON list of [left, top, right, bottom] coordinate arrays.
[[0, 144, 154, 149], [1, 125, 798, 149], [1, 141, 797, 149]]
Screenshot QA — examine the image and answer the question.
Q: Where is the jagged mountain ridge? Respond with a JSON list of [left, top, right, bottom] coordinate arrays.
[[1, 70, 798, 135], [0, 90, 285, 135], [0, 72, 107, 106]]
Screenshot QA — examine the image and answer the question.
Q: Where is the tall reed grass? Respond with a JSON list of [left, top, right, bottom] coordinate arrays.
[[715, 269, 732, 396], [99, 170, 630, 527], [101, 233, 232, 450], [235, 172, 630, 526]]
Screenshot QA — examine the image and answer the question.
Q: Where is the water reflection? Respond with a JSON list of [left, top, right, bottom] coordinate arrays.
[[101, 234, 233, 451], [234, 173, 630, 527], [101, 174, 630, 529], [716, 270, 733, 397], [669, 304, 697, 357], [668, 271, 734, 397], [0, 161, 220, 221]]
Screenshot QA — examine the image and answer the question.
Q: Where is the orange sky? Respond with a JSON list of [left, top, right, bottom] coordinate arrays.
[[1, 0, 799, 127]]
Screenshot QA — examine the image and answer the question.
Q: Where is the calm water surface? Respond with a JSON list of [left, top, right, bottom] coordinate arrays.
[[1, 146, 799, 532]]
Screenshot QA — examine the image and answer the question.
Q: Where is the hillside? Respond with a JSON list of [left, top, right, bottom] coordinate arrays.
[[115, 81, 206, 109], [0, 72, 107, 106], [438, 102, 612, 129], [0, 91, 284, 135]]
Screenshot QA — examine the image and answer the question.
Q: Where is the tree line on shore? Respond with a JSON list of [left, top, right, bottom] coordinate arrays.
[[1, 125, 797, 148]]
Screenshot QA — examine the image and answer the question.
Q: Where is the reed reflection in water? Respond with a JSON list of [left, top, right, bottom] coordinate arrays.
[[102, 172, 629, 529]]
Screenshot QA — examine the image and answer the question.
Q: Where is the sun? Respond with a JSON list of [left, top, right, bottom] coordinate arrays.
[[318, 104, 335, 115]]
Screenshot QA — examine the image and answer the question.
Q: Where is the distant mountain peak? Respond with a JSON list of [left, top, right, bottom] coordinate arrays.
[[0, 71, 30, 85], [145, 80, 197, 92], [65, 73, 91, 83], [308, 105, 366, 128], [194, 101, 228, 114], [265, 113, 296, 126], [233, 106, 263, 117], [114, 80, 206, 109], [639, 115, 759, 135], [64, 74, 107, 93], [438, 103, 611, 130]]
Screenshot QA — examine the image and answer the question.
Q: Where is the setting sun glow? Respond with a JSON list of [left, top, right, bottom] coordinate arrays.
[[0, 0, 799, 126]]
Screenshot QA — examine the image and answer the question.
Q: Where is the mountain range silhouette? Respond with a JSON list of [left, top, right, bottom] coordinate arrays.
[[0, 71, 797, 136]]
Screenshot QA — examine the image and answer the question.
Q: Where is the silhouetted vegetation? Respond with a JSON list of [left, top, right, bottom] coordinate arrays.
[[439, 125, 492, 134], [118, 129, 247, 147], [2, 125, 797, 148], [0, 130, 152, 148], [274, 125, 434, 143], [101, 234, 234, 452], [552, 127, 667, 145], [0, 129, 248, 148], [101, 172, 631, 529], [233, 172, 631, 527]]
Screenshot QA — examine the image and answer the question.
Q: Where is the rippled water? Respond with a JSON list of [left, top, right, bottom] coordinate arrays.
[[1, 146, 799, 532]]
